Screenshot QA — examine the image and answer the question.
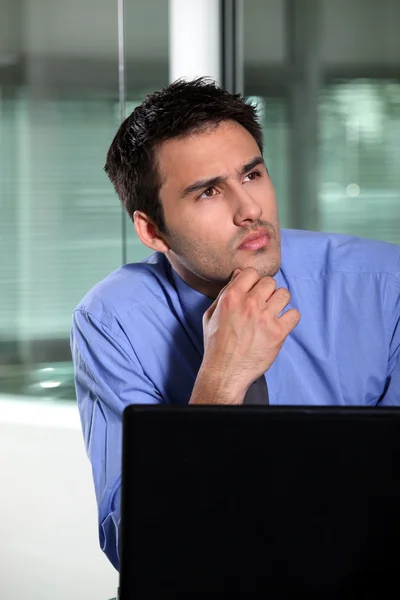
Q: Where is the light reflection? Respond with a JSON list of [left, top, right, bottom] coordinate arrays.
[[39, 381, 61, 389]]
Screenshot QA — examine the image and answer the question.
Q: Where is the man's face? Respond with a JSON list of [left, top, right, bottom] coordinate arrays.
[[157, 120, 281, 297]]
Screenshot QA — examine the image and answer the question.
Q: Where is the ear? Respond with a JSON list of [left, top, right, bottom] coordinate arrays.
[[133, 210, 170, 253]]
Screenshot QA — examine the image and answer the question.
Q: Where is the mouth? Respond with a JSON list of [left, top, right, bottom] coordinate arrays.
[[238, 229, 270, 251]]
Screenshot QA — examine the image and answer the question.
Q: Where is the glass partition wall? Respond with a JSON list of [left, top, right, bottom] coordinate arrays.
[[1, 0, 398, 401], [0, 0, 169, 399], [243, 0, 400, 240]]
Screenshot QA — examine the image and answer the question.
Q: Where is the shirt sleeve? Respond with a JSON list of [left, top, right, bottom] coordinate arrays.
[[379, 273, 400, 406], [70, 308, 162, 570]]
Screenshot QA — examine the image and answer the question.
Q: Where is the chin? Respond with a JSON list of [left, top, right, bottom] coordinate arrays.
[[240, 256, 280, 278]]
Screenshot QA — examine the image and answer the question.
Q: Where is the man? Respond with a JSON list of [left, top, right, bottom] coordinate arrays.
[[71, 78, 400, 570]]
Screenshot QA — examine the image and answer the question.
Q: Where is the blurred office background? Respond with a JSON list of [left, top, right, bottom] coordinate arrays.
[[0, 1, 399, 598]]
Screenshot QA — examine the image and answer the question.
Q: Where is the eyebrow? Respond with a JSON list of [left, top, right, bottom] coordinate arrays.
[[179, 156, 266, 198]]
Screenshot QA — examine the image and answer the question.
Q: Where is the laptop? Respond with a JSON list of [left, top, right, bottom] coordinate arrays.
[[119, 405, 400, 598]]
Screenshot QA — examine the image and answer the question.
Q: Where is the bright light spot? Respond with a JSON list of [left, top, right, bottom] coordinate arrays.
[[39, 381, 61, 389], [347, 184, 360, 197], [40, 367, 54, 372]]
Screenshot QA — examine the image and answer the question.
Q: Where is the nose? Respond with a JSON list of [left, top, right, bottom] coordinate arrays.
[[232, 183, 262, 226]]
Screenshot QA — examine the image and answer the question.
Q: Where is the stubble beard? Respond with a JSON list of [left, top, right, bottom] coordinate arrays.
[[167, 221, 281, 287]]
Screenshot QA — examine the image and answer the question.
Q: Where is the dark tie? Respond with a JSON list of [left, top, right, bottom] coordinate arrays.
[[242, 375, 269, 405]]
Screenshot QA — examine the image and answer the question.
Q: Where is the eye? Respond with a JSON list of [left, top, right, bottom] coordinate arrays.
[[243, 170, 261, 183], [198, 187, 219, 200]]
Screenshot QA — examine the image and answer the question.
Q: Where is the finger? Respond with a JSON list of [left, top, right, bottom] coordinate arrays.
[[248, 275, 277, 303], [232, 268, 241, 279], [206, 268, 262, 320], [265, 287, 292, 316], [227, 267, 262, 294], [278, 308, 301, 336]]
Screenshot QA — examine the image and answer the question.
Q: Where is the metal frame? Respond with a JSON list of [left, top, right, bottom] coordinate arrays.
[[117, 0, 128, 265], [220, 0, 243, 94]]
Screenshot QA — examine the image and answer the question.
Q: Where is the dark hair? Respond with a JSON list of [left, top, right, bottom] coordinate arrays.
[[104, 77, 263, 234]]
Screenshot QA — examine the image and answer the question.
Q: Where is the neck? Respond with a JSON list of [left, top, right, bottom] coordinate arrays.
[[166, 253, 228, 300]]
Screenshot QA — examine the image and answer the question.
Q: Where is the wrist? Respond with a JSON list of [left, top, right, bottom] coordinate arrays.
[[190, 363, 246, 405]]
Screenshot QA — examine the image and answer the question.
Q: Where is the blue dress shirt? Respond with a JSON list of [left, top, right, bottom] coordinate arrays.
[[71, 228, 400, 570]]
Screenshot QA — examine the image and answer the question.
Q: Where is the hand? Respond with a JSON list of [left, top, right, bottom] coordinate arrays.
[[193, 268, 300, 404]]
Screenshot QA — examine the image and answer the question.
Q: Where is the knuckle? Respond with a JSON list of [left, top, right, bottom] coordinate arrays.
[[272, 319, 285, 340], [244, 295, 259, 314], [277, 287, 291, 303], [222, 288, 240, 309], [260, 309, 274, 329], [203, 305, 212, 320], [263, 276, 276, 292], [261, 313, 286, 340]]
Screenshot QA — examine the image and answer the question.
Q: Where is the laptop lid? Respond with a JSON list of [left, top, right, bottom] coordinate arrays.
[[119, 405, 400, 598]]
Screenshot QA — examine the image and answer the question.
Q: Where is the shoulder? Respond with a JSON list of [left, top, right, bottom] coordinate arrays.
[[281, 228, 400, 280], [74, 252, 173, 328]]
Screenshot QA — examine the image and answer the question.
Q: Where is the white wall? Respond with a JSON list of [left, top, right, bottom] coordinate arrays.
[[0, 397, 118, 600]]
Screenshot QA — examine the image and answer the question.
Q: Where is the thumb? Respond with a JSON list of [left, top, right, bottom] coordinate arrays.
[[232, 268, 242, 280]]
